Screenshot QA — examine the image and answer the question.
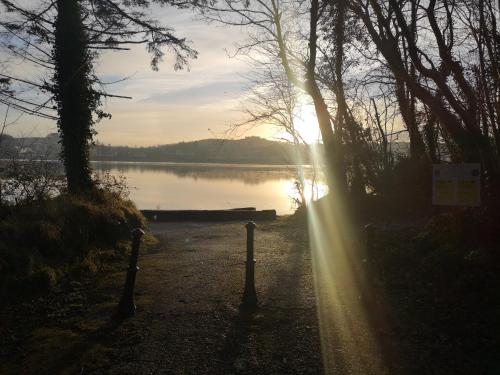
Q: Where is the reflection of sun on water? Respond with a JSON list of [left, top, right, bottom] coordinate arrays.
[[282, 178, 328, 206]]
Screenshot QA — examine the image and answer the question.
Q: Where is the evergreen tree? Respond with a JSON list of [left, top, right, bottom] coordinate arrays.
[[0, 0, 197, 192]]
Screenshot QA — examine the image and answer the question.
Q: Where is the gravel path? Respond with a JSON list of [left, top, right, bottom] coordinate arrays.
[[2, 217, 488, 374], [106, 219, 323, 374]]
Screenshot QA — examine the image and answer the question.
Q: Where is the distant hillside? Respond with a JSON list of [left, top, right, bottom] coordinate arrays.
[[0, 135, 310, 165], [0, 134, 412, 165], [91, 137, 310, 164], [0, 133, 60, 160]]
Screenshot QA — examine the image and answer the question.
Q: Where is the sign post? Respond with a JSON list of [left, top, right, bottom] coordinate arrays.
[[432, 164, 481, 207]]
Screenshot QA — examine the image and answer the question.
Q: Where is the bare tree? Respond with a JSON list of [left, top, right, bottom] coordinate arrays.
[[234, 64, 318, 206], [198, 0, 348, 193], [350, 0, 500, 185]]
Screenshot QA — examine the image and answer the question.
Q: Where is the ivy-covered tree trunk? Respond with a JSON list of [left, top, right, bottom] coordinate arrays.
[[54, 0, 94, 193]]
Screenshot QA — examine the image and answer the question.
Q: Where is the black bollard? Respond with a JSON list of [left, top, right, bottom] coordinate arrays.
[[241, 221, 258, 311], [118, 227, 145, 317]]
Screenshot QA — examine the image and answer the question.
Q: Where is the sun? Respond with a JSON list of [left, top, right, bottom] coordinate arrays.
[[292, 103, 322, 144], [273, 95, 322, 144]]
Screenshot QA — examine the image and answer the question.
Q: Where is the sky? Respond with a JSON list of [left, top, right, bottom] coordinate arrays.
[[1, 5, 274, 146]]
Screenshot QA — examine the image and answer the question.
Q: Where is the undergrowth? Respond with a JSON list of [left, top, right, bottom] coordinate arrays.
[[0, 189, 153, 300], [368, 209, 500, 374]]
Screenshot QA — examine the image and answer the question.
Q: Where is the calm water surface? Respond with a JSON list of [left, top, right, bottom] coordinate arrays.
[[92, 162, 327, 215]]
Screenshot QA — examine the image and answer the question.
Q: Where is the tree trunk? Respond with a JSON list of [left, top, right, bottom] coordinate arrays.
[[54, 0, 94, 193], [423, 111, 439, 163], [395, 79, 426, 159], [307, 0, 347, 194], [273, 0, 348, 195], [308, 79, 347, 194]]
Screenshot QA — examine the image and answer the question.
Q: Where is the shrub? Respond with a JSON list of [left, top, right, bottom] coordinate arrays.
[[30, 267, 58, 291], [0, 189, 145, 299], [0, 159, 65, 205]]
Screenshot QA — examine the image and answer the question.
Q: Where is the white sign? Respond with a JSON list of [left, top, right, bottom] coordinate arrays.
[[432, 163, 481, 206]]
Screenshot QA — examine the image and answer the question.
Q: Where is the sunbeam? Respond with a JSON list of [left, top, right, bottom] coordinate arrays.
[[294, 144, 399, 374]]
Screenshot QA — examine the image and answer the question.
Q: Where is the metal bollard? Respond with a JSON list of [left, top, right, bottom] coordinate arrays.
[[241, 221, 258, 310], [118, 227, 145, 317]]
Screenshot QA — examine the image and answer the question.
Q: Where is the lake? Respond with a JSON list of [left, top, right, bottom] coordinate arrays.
[[92, 162, 327, 215]]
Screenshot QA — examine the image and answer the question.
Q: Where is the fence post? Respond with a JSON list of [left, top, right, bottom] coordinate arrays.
[[118, 227, 145, 317], [241, 221, 258, 310]]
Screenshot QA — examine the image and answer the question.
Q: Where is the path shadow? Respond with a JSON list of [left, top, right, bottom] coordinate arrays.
[[216, 224, 321, 373], [220, 224, 325, 373], [218, 307, 254, 372]]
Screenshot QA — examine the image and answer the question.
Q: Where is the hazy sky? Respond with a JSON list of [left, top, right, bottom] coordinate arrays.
[[2, 5, 273, 146]]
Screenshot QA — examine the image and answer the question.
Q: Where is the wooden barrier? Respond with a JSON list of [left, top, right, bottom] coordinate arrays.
[[141, 209, 276, 222]]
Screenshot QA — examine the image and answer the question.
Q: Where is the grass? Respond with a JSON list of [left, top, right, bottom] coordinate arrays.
[[366, 210, 500, 374], [0, 189, 149, 300], [0, 187, 160, 372], [0, 198, 159, 375]]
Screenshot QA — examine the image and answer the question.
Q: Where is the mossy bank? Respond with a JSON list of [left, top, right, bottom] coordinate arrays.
[[0, 190, 152, 300]]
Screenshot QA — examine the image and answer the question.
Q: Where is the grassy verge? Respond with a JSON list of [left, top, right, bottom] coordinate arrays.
[[0, 189, 150, 299], [0, 262, 152, 374], [367, 210, 500, 374], [0, 190, 160, 373]]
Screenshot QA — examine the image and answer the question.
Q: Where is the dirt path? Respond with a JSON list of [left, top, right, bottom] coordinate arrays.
[[103, 219, 322, 374]]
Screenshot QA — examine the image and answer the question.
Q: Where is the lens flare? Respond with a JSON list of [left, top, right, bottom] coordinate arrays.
[[293, 144, 398, 374]]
